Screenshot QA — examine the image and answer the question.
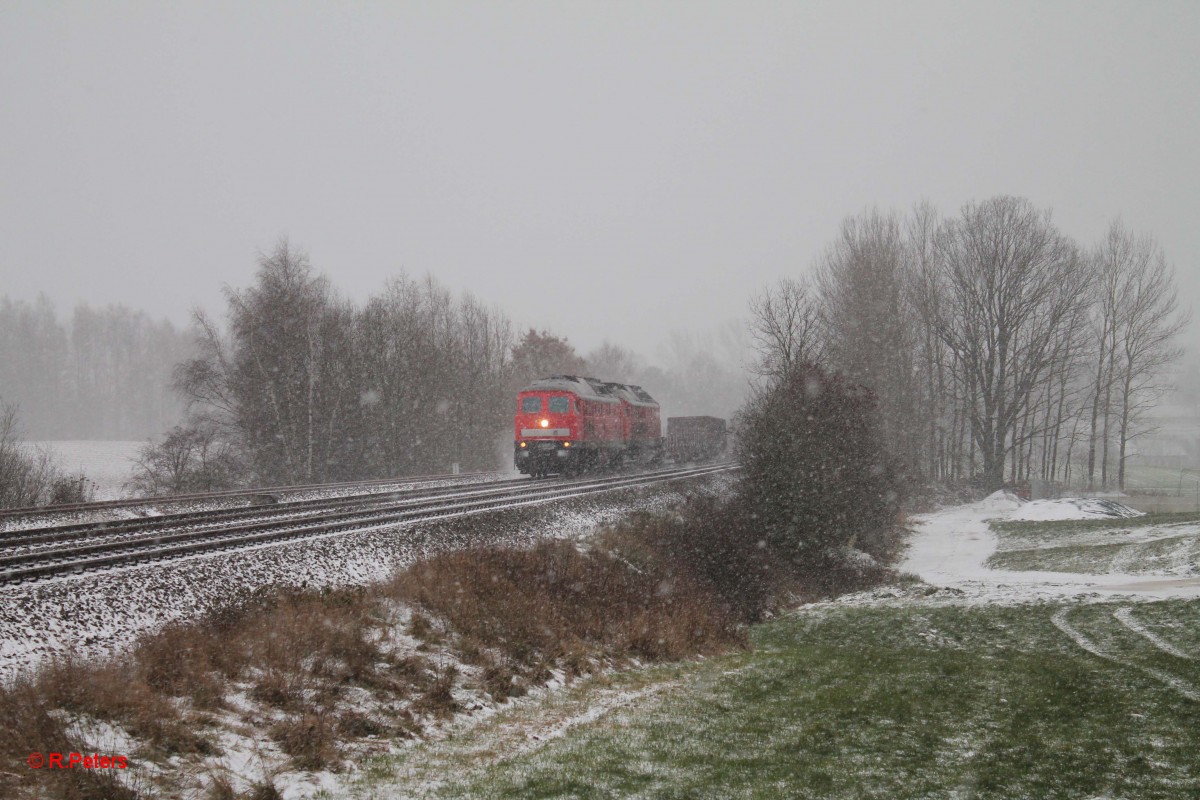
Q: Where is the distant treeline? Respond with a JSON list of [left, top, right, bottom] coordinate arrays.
[[0, 297, 190, 440]]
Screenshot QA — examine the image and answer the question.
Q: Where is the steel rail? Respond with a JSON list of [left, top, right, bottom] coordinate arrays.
[[0, 469, 495, 523], [4, 466, 722, 563], [1, 476, 540, 550], [0, 464, 735, 584]]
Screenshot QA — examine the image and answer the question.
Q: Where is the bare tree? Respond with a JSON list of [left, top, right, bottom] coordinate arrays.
[[174, 240, 352, 484], [757, 199, 1186, 493], [125, 416, 242, 496], [1109, 227, 1189, 489], [813, 209, 921, 475], [747, 277, 824, 382], [907, 201, 963, 482], [585, 341, 641, 382], [1083, 224, 1126, 490], [0, 401, 92, 508], [1080, 221, 1189, 490], [652, 327, 749, 419], [926, 197, 1090, 491]]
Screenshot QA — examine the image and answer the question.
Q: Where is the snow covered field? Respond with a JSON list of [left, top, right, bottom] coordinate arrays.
[[23, 440, 142, 500], [893, 491, 1200, 604], [352, 494, 1200, 800], [383, 495, 1200, 799]]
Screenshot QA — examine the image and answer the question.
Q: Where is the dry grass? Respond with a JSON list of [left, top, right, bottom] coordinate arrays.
[[390, 497, 771, 680], [0, 587, 419, 797], [411, 664, 461, 718], [269, 711, 340, 771], [0, 675, 141, 800]]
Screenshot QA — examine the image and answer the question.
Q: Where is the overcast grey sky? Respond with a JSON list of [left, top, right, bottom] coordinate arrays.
[[2, 1, 1197, 356]]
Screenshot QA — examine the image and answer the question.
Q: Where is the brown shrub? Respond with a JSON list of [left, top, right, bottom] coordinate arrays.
[[391, 534, 747, 670], [249, 668, 305, 712], [785, 548, 899, 602], [270, 712, 340, 771], [480, 660, 526, 702], [136, 622, 227, 710], [35, 655, 216, 757], [336, 710, 387, 738], [599, 499, 777, 625], [204, 771, 237, 800], [411, 664, 460, 718], [0, 674, 142, 799], [245, 779, 284, 800]]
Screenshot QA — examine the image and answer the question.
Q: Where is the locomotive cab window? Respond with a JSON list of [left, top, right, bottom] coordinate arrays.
[[548, 396, 570, 413], [521, 396, 542, 413]]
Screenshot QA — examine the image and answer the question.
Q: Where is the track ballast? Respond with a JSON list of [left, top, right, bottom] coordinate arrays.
[[0, 464, 735, 584]]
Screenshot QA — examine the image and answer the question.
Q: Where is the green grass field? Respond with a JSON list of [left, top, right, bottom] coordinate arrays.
[[350, 600, 1200, 799], [987, 513, 1200, 574]]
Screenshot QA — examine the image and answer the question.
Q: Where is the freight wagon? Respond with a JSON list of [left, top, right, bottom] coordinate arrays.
[[666, 416, 727, 462]]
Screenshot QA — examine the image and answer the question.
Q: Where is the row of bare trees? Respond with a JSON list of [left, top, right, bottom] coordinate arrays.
[[750, 196, 1188, 492], [0, 297, 190, 439], [141, 240, 744, 493], [162, 242, 514, 489]]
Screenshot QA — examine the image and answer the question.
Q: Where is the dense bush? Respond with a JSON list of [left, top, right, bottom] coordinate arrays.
[[736, 363, 904, 564], [0, 402, 95, 509], [602, 499, 776, 624], [125, 417, 243, 496]]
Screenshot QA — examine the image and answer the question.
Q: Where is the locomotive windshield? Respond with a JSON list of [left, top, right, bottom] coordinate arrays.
[[520, 396, 542, 413], [548, 396, 570, 413]]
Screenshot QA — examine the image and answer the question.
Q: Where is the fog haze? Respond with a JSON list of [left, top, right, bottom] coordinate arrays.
[[2, 1, 1197, 353]]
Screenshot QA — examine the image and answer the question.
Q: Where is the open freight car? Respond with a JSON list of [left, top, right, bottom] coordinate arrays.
[[666, 416, 727, 462]]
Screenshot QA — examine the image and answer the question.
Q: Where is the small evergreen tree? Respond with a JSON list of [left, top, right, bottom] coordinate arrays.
[[736, 364, 903, 563]]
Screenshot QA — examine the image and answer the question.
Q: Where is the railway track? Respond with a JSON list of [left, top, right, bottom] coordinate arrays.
[[0, 469, 496, 527], [0, 464, 734, 584]]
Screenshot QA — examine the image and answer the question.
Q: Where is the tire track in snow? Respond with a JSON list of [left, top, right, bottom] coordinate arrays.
[[1113, 607, 1194, 660], [1050, 608, 1199, 702]]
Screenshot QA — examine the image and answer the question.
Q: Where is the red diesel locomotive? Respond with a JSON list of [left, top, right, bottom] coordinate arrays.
[[514, 375, 663, 477]]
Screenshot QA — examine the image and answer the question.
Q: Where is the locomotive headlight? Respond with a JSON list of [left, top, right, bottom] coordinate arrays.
[[519, 441, 527, 448], [563, 441, 570, 448], [540, 419, 549, 428]]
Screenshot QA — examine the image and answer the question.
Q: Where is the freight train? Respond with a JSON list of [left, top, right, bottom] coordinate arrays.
[[513, 375, 726, 477]]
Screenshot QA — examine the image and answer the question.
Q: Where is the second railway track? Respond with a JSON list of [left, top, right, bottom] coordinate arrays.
[[0, 464, 735, 585]]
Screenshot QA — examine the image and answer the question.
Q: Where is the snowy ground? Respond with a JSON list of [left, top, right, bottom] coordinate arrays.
[[11, 481, 1193, 799], [346, 491, 1200, 799], [872, 492, 1200, 606], [0, 474, 734, 684], [0, 474, 736, 800]]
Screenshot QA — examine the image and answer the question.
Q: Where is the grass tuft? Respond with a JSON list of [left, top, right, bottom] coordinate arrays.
[[270, 712, 341, 771]]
